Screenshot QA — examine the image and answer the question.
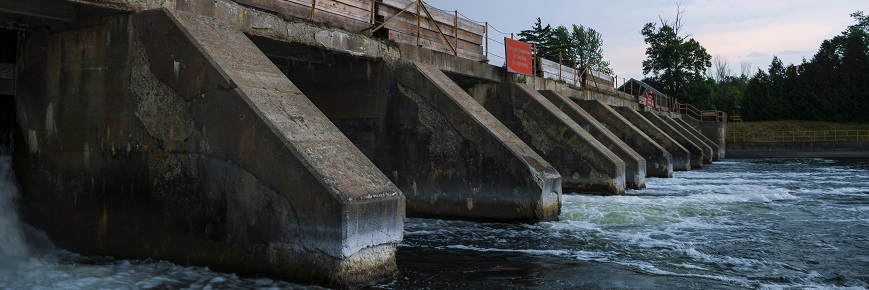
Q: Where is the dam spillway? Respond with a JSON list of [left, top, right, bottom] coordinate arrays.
[[0, 0, 727, 287]]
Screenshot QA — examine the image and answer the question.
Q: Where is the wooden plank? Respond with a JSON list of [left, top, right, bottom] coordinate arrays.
[[382, 18, 482, 51], [380, 0, 483, 35], [389, 30, 484, 61], [284, 0, 370, 21], [378, 5, 482, 45], [236, 0, 370, 31], [286, 0, 372, 11]]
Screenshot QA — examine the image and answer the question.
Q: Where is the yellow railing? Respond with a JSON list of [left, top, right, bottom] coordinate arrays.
[[728, 130, 869, 142]]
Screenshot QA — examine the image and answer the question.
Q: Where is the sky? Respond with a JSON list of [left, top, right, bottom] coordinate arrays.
[[423, 0, 866, 81]]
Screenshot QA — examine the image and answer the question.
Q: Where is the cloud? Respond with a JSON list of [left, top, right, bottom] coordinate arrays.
[[747, 51, 770, 58]]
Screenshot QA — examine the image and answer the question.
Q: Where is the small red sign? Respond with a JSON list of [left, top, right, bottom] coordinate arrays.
[[645, 92, 654, 108], [504, 38, 532, 76]]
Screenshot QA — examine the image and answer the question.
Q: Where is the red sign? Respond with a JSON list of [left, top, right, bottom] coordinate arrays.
[[645, 92, 654, 108], [504, 38, 532, 76]]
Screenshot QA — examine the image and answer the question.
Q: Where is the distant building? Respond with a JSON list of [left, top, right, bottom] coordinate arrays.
[[617, 78, 668, 109]]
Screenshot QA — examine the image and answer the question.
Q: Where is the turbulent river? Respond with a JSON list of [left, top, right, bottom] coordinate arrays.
[[1, 156, 868, 289]]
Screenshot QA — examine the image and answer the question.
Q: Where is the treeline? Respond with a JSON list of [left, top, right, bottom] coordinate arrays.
[[743, 12, 869, 122], [517, 18, 613, 75]]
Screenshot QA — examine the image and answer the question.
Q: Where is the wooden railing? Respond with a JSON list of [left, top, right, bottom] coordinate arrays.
[[235, 0, 486, 61], [728, 130, 869, 142]]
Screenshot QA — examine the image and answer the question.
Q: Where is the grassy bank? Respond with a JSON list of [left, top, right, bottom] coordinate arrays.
[[727, 121, 869, 142], [728, 121, 869, 133]]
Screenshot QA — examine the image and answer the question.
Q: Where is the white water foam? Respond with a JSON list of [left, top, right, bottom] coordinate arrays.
[[0, 155, 29, 261]]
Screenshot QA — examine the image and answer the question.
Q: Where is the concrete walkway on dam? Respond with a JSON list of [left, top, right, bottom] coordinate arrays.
[[1, 1, 726, 288]]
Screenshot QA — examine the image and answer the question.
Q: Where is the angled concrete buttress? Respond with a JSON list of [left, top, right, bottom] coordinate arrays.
[[641, 111, 711, 165], [15, 8, 403, 288], [467, 82, 626, 195], [577, 100, 676, 177], [665, 116, 721, 161], [539, 90, 645, 189], [615, 107, 695, 171], [388, 60, 562, 222], [673, 117, 725, 160]]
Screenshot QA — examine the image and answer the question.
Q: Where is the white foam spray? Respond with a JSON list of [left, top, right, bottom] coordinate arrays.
[[0, 155, 29, 260]]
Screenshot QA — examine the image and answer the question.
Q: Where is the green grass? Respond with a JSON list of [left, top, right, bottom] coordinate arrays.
[[728, 120, 869, 133]]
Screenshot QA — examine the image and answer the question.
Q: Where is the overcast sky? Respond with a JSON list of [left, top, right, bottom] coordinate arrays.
[[423, 0, 865, 80]]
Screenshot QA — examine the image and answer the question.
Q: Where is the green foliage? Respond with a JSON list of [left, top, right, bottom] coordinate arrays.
[[640, 21, 712, 100], [518, 18, 612, 75], [743, 11, 869, 122], [571, 24, 612, 74]]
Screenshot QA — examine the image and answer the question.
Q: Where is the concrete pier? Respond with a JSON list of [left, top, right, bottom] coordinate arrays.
[[13, 8, 403, 288], [640, 111, 709, 167], [616, 107, 694, 171], [539, 90, 646, 189], [467, 82, 626, 195], [670, 117, 721, 161], [387, 61, 562, 221], [578, 100, 676, 177]]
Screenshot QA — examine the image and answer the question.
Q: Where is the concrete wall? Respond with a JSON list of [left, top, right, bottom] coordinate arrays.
[[539, 90, 646, 189], [578, 100, 674, 177], [671, 117, 722, 161], [468, 82, 626, 195], [663, 115, 720, 162], [640, 111, 708, 167], [700, 120, 727, 159], [616, 107, 693, 171], [385, 60, 562, 222], [14, 8, 403, 288], [269, 49, 562, 222]]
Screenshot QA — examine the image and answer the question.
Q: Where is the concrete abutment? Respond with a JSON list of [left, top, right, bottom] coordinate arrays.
[[577, 100, 675, 177], [640, 111, 709, 167], [13, 8, 403, 288], [539, 90, 646, 189], [615, 107, 694, 171], [4, 0, 732, 287]]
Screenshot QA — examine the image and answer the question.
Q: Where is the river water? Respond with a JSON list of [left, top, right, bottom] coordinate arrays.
[[1, 157, 868, 289]]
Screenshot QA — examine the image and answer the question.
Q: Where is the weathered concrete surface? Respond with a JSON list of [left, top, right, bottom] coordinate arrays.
[[68, 0, 402, 61], [15, 8, 403, 288], [663, 115, 720, 162], [671, 117, 723, 161], [640, 111, 708, 167], [700, 120, 727, 159], [467, 83, 626, 195], [385, 60, 562, 221], [615, 107, 694, 171], [399, 43, 504, 83], [578, 100, 675, 177], [539, 90, 645, 189]]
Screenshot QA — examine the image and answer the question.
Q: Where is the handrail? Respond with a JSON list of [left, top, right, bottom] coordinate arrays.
[[728, 130, 869, 142]]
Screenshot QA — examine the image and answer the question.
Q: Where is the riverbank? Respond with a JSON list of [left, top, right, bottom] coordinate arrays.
[[727, 141, 869, 158]]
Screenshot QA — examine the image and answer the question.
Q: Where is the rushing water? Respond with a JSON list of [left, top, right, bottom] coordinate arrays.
[[1, 157, 868, 289]]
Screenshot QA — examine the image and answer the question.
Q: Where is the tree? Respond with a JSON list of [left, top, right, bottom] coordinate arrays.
[[640, 6, 712, 101], [550, 25, 574, 64], [571, 24, 612, 74], [518, 17, 553, 75]]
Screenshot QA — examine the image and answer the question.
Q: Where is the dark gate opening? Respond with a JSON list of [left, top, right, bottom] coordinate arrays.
[[0, 27, 19, 153]]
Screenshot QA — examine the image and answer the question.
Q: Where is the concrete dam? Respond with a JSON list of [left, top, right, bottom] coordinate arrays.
[[0, 0, 727, 288]]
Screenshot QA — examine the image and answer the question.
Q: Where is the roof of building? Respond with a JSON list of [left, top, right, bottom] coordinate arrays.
[[617, 78, 666, 97]]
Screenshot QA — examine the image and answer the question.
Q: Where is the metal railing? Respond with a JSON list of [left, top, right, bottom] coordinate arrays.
[[728, 130, 869, 142]]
